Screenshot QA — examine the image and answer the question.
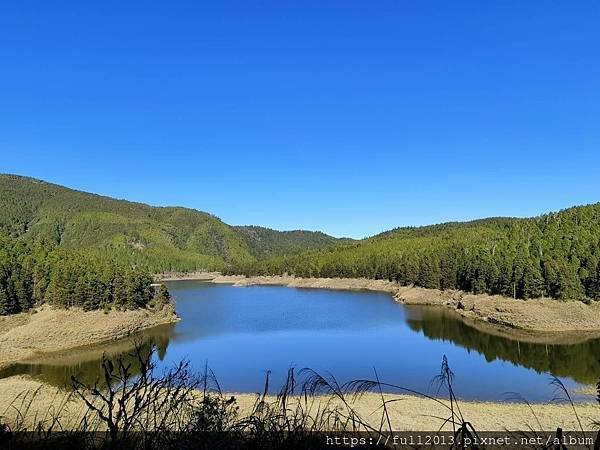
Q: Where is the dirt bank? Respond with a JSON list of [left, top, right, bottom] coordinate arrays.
[[157, 272, 600, 336], [157, 272, 398, 292], [0, 375, 596, 432], [0, 304, 179, 371]]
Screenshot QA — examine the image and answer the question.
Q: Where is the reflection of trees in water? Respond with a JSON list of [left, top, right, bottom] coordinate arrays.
[[405, 309, 600, 384], [0, 325, 174, 388], [2, 309, 599, 390]]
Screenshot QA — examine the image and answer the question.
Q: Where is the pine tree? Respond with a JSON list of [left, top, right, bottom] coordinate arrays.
[[417, 256, 441, 289], [521, 260, 544, 299], [0, 283, 15, 315]]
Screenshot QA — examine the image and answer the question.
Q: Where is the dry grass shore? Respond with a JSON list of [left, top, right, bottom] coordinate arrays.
[[0, 304, 179, 371], [157, 272, 600, 337], [0, 375, 597, 432]]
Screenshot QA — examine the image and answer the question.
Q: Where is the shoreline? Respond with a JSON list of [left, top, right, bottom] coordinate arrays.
[[0, 375, 596, 431], [1, 277, 597, 431], [0, 304, 179, 371], [157, 272, 600, 338]]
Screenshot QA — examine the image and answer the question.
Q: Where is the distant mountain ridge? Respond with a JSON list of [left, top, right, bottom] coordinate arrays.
[[0, 174, 348, 271], [234, 225, 352, 260]]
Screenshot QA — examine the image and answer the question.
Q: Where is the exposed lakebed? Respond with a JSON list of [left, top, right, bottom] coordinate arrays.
[[2, 280, 598, 402]]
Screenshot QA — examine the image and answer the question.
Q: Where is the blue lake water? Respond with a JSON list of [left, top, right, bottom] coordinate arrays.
[[3, 280, 598, 402]]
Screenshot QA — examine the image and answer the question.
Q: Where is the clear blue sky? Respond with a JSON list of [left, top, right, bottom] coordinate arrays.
[[1, 1, 599, 238]]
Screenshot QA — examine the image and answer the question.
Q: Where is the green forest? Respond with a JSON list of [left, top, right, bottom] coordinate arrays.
[[0, 233, 173, 315], [231, 204, 600, 301], [1, 174, 600, 315], [0, 174, 345, 315], [0, 175, 344, 272]]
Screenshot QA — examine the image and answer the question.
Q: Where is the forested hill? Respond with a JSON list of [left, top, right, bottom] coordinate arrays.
[[3, 174, 600, 303], [0, 174, 347, 272], [235, 226, 351, 260], [233, 204, 600, 301]]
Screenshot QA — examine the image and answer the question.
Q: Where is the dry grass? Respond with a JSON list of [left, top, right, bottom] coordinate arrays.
[[1, 376, 597, 433], [0, 304, 179, 371]]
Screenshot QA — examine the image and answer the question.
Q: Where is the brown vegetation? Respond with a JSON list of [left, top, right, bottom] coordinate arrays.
[[0, 304, 179, 371]]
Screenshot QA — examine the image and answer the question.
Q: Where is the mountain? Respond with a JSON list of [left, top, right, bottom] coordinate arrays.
[[234, 226, 351, 260], [3, 173, 599, 302], [0, 174, 347, 272], [237, 205, 600, 301]]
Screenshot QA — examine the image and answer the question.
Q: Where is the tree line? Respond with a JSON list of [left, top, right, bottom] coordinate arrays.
[[228, 204, 600, 301], [0, 233, 166, 315]]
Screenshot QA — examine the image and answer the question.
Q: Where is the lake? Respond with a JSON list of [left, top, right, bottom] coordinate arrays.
[[2, 280, 598, 402]]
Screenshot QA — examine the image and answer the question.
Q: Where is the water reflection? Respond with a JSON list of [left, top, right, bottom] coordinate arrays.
[[0, 324, 175, 388], [2, 282, 599, 399], [404, 307, 600, 385]]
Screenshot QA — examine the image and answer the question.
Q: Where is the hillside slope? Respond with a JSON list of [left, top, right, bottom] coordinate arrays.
[[0, 174, 345, 271], [4, 174, 599, 302], [237, 205, 600, 301], [235, 226, 351, 260]]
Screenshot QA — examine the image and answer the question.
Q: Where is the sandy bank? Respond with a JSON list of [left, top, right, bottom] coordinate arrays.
[[0, 375, 597, 432], [0, 304, 179, 371], [157, 272, 600, 336]]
